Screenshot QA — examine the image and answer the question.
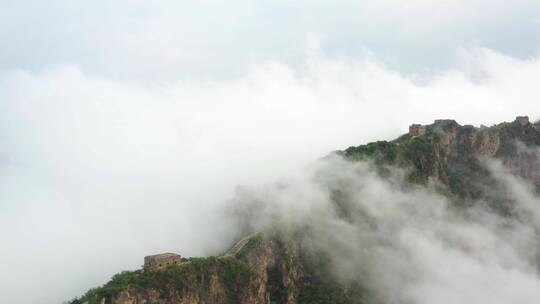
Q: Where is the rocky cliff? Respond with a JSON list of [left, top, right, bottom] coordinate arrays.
[[344, 118, 540, 201], [71, 233, 367, 304]]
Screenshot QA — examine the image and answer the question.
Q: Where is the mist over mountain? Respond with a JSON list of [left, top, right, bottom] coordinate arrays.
[[69, 118, 540, 304], [4, 1, 540, 303]]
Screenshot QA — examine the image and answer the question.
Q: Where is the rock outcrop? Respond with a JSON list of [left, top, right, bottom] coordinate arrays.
[[345, 118, 540, 200], [72, 231, 367, 304]]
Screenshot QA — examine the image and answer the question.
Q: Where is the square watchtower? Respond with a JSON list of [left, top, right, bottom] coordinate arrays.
[[144, 253, 182, 271], [409, 124, 426, 136], [515, 116, 529, 126]]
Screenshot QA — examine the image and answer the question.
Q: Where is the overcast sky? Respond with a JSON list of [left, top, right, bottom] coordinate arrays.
[[2, 0, 540, 80], [1, 1, 540, 303]]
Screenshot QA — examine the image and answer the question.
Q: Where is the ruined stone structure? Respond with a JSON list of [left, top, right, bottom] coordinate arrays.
[[144, 253, 182, 271], [516, 116, 530, 126], [409, 124, 426, 136]]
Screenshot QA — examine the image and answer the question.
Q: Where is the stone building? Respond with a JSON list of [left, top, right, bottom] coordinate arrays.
[[515, 116, 529, 126], [144, 253, 182, 271], [409, 124, 426, 136]]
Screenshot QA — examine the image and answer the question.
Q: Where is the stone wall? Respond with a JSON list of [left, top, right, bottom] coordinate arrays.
[[144, 253, 182, 271]]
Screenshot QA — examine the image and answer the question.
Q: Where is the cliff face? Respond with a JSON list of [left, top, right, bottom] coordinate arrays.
[[72, 235, 308, 304], [71, 118, 540, 304], [429, 120, 540, 185], [344, 119, 540, 200]]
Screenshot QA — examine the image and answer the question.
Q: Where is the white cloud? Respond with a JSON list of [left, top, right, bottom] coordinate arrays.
[[0, 47, 540, 303]]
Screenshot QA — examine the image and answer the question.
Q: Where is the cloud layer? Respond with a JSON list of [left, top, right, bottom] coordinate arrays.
[[1, 48, 540, 303]]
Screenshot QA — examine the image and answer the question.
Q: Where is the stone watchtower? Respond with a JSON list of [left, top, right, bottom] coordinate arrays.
[[144, 253, 182, 271], [409, 124, 426, 136], [515, 116, 529, 126]]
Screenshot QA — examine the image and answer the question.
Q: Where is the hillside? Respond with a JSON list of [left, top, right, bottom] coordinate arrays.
[[70, 232, 369, 304], [344, 118, 540, 207], [69, 117, 540, 304]]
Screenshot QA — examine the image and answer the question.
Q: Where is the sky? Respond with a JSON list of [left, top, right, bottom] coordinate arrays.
[[1, 0, 540, 303]]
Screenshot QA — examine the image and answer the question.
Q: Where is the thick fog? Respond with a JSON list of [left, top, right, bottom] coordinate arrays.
[[230, 156, 540, 304], [2, 0, 540, 303], [1, 48, 540, 303]]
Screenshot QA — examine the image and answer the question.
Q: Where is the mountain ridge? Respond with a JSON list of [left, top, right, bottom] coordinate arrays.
[[69, 117, 540, 304]]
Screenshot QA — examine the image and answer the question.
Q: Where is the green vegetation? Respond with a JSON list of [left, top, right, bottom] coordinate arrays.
[[236, 233, 263, 259], [267, 262, 288, 304], [343, 129, 502, 201], [344, 141, 399, 164], [69, 256, 253, 304], [297, 251, 371, 304], [344, 136, 434, 183], [495, 122, 540, 154], [344, 122, 540, 203], [298, 277, 368, 304]]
